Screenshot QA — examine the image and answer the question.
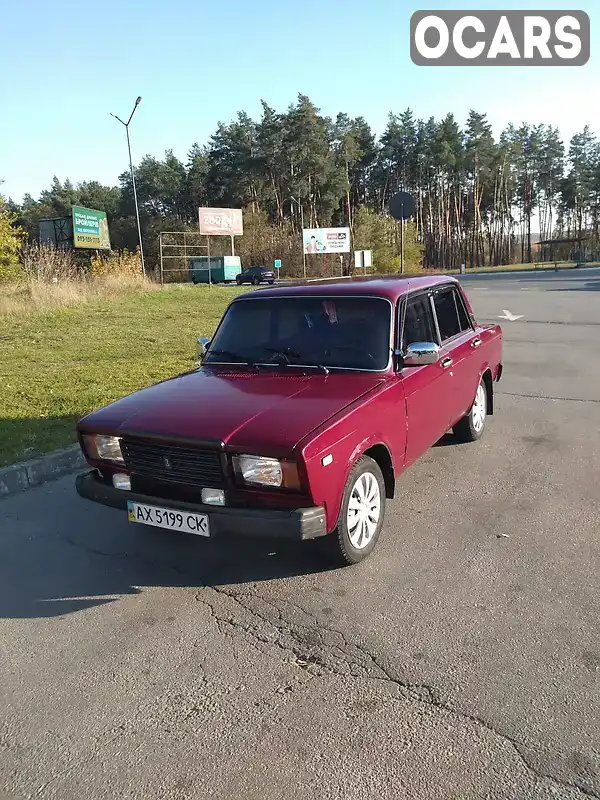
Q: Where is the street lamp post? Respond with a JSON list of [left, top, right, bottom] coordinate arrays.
[[111, 97, 146, 278]]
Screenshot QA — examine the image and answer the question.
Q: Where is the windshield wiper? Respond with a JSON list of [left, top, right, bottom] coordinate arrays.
[[300, 361, 330, 375], [206, 348, 256, 366], [262, 347, 329, 374]]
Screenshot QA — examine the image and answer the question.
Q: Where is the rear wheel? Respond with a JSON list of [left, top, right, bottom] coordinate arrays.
[[453, 378, 487, 442], [323, 456, 385, 566]]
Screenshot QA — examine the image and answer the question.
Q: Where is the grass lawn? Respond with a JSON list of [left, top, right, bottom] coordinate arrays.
[[2, 260, 597, 467], [0, 284, 244, 467]]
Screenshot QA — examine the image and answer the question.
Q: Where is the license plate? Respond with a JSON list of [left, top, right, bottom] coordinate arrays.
[[127, 501, 210, 537]]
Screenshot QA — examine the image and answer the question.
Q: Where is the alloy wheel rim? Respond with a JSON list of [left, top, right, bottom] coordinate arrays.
[[347, 472, 381, 549], [472, 383, 486, 433]]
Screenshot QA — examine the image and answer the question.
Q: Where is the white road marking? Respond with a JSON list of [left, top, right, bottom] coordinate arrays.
[[499, 310, 524, 322], [499, 309, 524, 321]]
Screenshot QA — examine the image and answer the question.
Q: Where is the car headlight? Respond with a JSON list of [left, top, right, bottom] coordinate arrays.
[[83, 434, 124, 465], [233, 455, 300, 489]]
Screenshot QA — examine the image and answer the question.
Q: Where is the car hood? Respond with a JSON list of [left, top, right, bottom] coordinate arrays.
[[79, 368, 387, 454]]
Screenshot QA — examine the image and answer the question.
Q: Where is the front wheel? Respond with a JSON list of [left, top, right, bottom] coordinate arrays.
[[453, 378, 487, 442], [252, 277, 260, 286], [236, 277, 242, 285], [324, 456, 385, 566]]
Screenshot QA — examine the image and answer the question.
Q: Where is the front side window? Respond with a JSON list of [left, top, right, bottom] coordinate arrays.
[[399, 294, 438, 350], [205, 296, 392, 371]]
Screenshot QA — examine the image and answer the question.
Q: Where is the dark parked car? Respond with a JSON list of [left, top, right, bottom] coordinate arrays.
[[236, 265, 275, 286], [75, 275, 503, 567]]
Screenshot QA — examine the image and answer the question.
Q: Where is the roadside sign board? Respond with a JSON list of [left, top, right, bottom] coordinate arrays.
[[274, 259, 281, 269], [72, 206, 111, 250], [303, 227, 350, 254], [198, 208, 244, 236], [354, 250, 373, 271], [388, 192, 416, 221]]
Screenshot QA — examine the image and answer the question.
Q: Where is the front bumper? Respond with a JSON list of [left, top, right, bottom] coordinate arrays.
[[75, 470, 327, 541]]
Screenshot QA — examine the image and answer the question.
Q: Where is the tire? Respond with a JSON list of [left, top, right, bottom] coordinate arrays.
[[268, 280, 274, 285], [252, 277, 260, 286], [236, 277, 242, 285], [453, 377, 487, 442], [323, 456, 386, 566]]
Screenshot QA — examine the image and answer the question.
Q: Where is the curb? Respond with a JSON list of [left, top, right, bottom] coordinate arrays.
[[0, 445, 85, 499]]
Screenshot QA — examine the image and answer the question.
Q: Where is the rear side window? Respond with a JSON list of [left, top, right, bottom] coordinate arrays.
[[456, 290, 471, 330], [400, 294, 437, 350], [433, 287, 471, 342]]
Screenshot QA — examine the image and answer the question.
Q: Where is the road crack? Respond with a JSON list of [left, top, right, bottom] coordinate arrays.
[[499, 391, 600, 405], [197, 585, 599, 800], [53, 531, 598, 797]]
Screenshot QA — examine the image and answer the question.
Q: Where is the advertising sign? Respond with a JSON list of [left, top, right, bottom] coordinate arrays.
[[199, 207, 244, 236], [72, 206, 111, 250], [303, 227, 350, 254], [354, 250, 373, 270]]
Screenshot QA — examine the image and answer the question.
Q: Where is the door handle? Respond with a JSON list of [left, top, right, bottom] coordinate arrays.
[[441, 357, 453, 369], [471, 338, 482, 348]]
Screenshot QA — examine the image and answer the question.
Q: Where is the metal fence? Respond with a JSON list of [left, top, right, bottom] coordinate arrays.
[[159, 231, 209, 285]]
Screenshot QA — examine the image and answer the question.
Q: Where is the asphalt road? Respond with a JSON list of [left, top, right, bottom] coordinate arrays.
[[1, 268, 599, 800]]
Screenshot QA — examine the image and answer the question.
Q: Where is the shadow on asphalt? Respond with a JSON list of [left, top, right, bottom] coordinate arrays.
[[434, 433, 465, 447], [0, 427, 470, 620], [0, 485, 336, 619]]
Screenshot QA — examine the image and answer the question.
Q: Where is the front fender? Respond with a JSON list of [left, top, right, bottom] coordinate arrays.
[[299, 380, 406, 532]]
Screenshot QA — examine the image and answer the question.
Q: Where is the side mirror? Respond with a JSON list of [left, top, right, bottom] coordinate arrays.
[[402, 342, 440, 367], [197, 337, 211, 360]]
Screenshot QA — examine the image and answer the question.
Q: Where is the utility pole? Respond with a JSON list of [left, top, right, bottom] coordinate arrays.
[[111, 97, 146, 277], [400, 212, 405, 275], [291, 195, 307, 278]]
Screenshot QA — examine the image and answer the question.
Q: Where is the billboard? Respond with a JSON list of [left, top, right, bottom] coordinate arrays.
[[199, 207, 244, 236], [303, 227, 350, 254], [39, 217, 74, 250], [72, 206, 111, 250]]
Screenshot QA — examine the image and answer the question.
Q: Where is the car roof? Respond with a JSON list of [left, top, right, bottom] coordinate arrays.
[[237, 273, 457, 303]]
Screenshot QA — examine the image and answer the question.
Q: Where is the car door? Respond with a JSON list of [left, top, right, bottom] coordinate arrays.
[[399, 291, 454, 467], [431, 284, 480, 427]]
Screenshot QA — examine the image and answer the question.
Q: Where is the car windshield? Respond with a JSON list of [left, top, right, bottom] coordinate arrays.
[[205, 296, 391, 371]]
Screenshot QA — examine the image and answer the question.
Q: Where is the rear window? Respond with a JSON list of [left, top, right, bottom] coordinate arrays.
[[433, 287, 471, 341]]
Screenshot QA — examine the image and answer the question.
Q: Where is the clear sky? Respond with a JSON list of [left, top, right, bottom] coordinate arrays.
[[1, 0, 598, 202]]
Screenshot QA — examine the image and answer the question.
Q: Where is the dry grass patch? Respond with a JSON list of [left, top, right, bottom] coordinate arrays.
[[0, 274, 159, 318]]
